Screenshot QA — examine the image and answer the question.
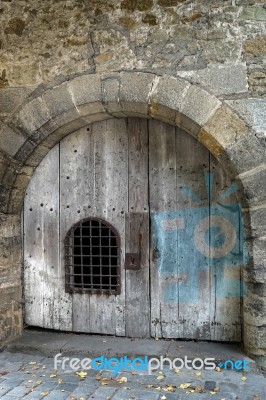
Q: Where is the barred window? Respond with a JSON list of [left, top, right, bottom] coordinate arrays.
[[65, 218, 120, 294]]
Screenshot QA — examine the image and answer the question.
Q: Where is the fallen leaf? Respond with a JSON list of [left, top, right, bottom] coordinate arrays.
[[210, 391, 217, 394], [163, 385, 175, 392], [75, 371, 87, 379], [117, 377, 128, 383], [58, 378, 63, 384], [215, 367, 221, 372], [35, 380, 42, 385], [41, 392, 49, 397], [213, 387, 220, 392], [145, 384, 154, 388], [161, 396, 167, 400], [174, 369, 180, 374], [49, 374, 57, 378], [195, 386, 205, 393], [29, 361, 37, 365], [241, 376, 247, 381], [179, 383, 191, 389], [0, 371, 9, 376], [195, 371, 202, 376], [157, 375, 164, 381]]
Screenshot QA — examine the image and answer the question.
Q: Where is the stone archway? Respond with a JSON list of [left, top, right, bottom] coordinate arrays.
[[0, 72, 265, 368]]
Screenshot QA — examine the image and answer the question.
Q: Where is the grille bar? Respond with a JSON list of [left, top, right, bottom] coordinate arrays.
[[65, 218, 121, 295]]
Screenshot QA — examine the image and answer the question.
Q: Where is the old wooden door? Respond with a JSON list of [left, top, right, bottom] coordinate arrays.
[[23, 118, 244, 341]]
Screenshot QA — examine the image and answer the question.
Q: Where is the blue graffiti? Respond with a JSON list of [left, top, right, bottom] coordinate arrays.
[[152, 173, 248, 303]]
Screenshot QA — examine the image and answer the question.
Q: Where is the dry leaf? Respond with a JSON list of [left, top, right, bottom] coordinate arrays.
[[29, 361, 37, 365], [35, 380, 42, 385], [163, 385, 175, 392], [58, 378, 63, 384], [179, 383, 191, 389], [214, 387, 220, 392], [117, 377, 128, 383], [241, 376, 247, 381], [41, 392, 49, 397], [174, 369, 180, 374], [215, 367, 221, 372], [195, 386, 205, 393], [195, 371, 202, 376], [161, 396, 167, 400], [157, 375, 164, 381], [49, 374, 57, 378], [75, 371, 87, 379]]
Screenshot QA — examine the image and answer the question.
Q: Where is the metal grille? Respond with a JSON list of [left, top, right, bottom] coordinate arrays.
[[65, 218, 120, 294]]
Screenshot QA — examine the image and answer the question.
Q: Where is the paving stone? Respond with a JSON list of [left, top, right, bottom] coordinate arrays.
[[112, 389, 160, 400], [0, 386, 12, 397], [70, 384, 98, 397], [88, 386, 118, 399], [42, 389, 71, 400], [2, 384, 32, 397]]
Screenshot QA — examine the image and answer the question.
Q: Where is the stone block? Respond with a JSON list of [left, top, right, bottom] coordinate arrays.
[[149, 75, 190, 117], [67, 74, 102, 105], [0, 87, 33, 115], [223, 133, 266, 175], [120, 71, 156, 116], [0, 214, 20, 238], [177, 62, 248, 95], [0, 123, 26, 157], [240, 167, 266, 206], [0, 264, 21, 287], [101, 76, 122, 114], [14, 97, 52, 136], [42, 83, 76, 119], [225, 98, 266, 138], [181, 85, 221, 129], [23, 144, 51, 168], [243, 205, 266, 238], [201, 105, 248, 152], [14, 140, 36, 163]]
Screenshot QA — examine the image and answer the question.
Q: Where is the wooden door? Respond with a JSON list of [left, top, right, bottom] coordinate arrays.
[[23, 118, 243, 341]]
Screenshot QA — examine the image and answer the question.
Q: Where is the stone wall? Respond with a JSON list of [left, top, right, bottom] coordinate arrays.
[[0, 0, 265, 367]]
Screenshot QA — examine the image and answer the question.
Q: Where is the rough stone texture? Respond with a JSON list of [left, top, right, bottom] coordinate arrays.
[[0, 0, 265, 371], [177, 62, 248, 95]]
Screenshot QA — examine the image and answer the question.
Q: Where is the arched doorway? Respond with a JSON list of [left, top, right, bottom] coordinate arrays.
[[23, 118, 245, 341]]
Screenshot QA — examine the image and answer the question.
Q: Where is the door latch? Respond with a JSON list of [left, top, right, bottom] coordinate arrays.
[[125, 253, 141, 270]]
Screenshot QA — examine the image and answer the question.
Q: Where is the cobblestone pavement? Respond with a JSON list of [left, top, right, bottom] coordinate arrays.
[[0, 351, 265, 400]]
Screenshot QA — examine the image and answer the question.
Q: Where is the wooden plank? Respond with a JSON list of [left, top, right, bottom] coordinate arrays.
[[59, 127, 96, 333], [59, 120, 127, 335], [23, 145, 64, 329], [89, 119, 128, 335], [175, 128, 211, 340], [149, 119, 178, 338], [126, 118, 150, 338], [125, 212, 150, 337], [209, 157, 242, 341]]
